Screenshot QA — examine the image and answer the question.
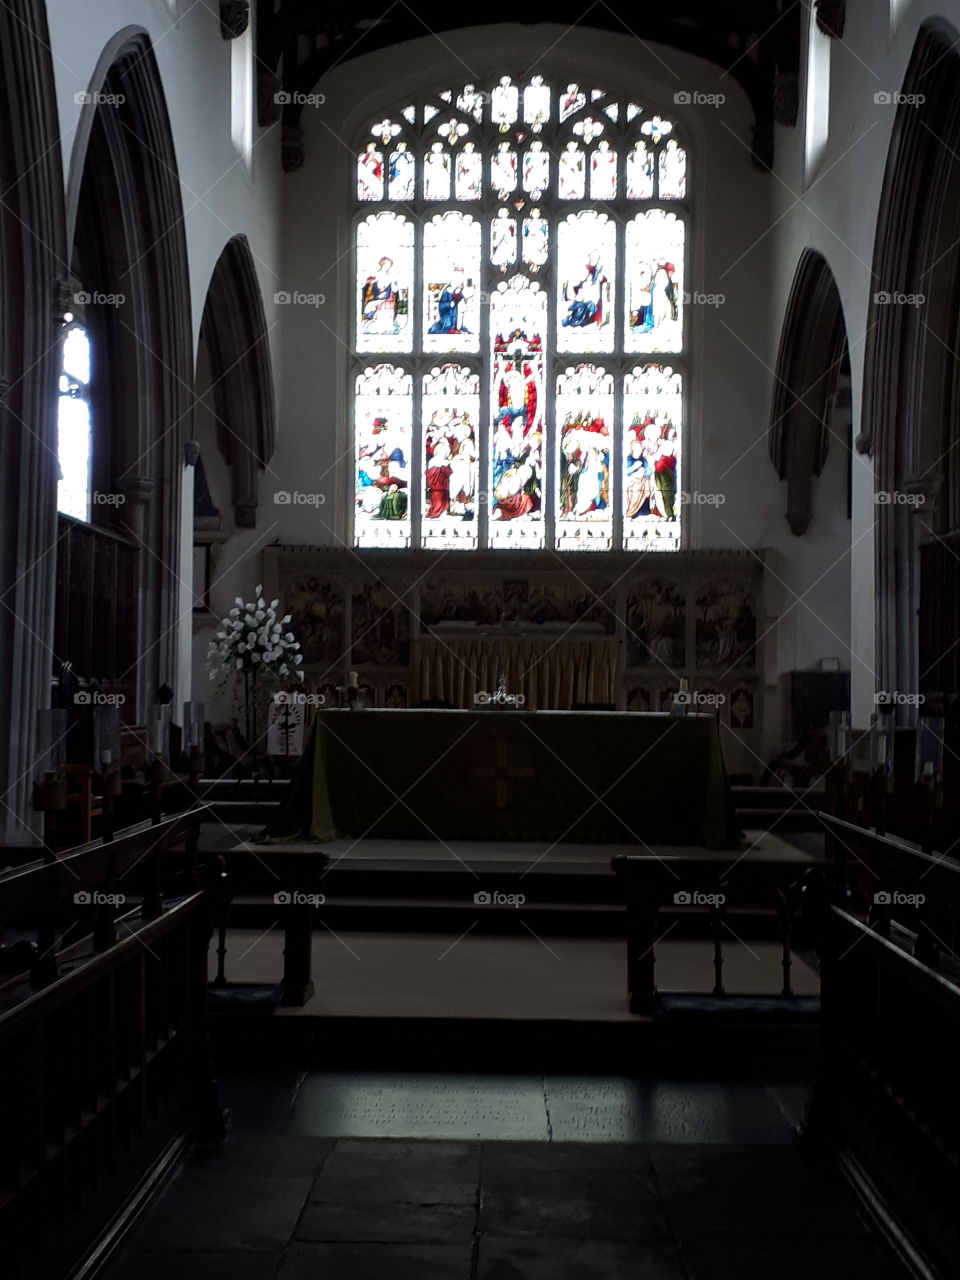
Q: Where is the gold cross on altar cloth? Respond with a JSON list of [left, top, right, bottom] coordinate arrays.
[[467, 735, 537, 810]]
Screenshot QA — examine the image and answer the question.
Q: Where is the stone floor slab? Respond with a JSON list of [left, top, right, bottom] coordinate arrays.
[[545, 1077, 793, 1145], [102, 1250, 284, 1280], [128, 1177, 310, 1253], [297, 1200, 477, 1244], [480, 1140, 652, 1174], [279, 1241, 472, 1280], [478, 1168, 669, 1240], [476, 1236, 687, 1280], [287, 1073, 550, 1140]]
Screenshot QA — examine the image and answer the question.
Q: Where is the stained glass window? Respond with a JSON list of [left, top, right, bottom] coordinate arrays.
[[57, 322, 93, 521], [351, 77, 688, 551]]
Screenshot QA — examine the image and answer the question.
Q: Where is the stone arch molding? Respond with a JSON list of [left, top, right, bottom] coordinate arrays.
[[199, 236, 278, 528], [0, 0, 68, 840], [68, 28, 193, 712], [768, 249, 849, 537], [860, 19, 960, 699]]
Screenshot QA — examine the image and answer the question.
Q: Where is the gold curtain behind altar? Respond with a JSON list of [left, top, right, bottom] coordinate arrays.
[[410, 634, 619, 710]]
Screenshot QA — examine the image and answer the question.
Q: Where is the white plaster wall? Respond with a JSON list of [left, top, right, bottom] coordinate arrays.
[[45, 0, 285, 715], [767, 0, 960, 728]]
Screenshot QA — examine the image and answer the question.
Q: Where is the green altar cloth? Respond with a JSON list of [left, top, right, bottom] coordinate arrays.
[[264, 710, 739, 850]]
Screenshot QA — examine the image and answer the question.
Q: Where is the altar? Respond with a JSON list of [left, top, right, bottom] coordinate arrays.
[[265, 708, 738, 849]]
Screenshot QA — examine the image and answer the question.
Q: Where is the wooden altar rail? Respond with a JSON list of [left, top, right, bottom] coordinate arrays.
[[818, 812, 960, 972], [0, 807, 208, 987], [809, 906, 960, 1277], [0, 892, 222, 1280], [611, 853, 817, 1015]]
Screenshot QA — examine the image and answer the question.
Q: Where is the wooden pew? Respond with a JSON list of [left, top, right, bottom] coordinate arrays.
[[213, 845, 329, 1006], [808, 904, 960, 1276], [0, 805, 222, 1280], [611, 849, 820, 1014], [818, 812, 960, 970], [0, 807, 209, 987]]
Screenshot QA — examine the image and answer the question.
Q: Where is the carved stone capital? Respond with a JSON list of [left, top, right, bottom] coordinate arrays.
[[120, 475, 156, 506], [815, 0, 846, 39], [235, 500, 258, 529], [282, 124, 305, 174], [220, 0, 249, 39]]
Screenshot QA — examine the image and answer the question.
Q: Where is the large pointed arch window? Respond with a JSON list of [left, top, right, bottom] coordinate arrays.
[[353, 77, 687, 551]]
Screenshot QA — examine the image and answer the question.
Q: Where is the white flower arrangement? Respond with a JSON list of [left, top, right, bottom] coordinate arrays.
[[206, 584, 305, 686]]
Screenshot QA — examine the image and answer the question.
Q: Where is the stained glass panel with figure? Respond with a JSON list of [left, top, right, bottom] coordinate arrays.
[[625, 210, 684, 354], [490, 277, 546, 547], [388, 144, 415, 200], [423, 212, 481, 353], [558, 141, 586, 199], [491, 208, 517, 270], [557, 211, 616, 354], [422, 364, 481, 549], [556, 364, 614, 551], [623, 364, 682, 551], [658, 139, 687, 199], [355, 364, 413, 548], [456, 142, 482, 199], [356, 213, 414, 353]]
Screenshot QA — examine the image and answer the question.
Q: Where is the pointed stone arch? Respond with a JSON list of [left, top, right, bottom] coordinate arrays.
[[199, 235, 277, 528], [769, 249, 850, 536], [859, 19, 960, 703], [0, 0, 68, 840], [66, 29, 193, 714]]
